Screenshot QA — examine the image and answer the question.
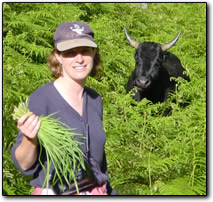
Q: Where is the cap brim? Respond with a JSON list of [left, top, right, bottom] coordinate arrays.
[[56, 39, 97, 51]]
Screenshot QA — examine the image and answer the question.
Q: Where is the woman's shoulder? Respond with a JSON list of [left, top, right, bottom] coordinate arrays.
[[85, 86, 102, 100], [30, 81, 54, 98], [85, 86, 103, 116], [28, 81, 55, 115]]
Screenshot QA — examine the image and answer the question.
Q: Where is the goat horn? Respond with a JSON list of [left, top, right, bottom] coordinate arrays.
[[124, 26, 140, 49], [161, 31, 181, 51]]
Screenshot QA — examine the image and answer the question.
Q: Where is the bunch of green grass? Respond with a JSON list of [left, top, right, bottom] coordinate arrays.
[[13, 99, 85, 194]]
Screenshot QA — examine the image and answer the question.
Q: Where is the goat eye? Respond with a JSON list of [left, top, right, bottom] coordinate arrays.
[[163, 54, 167, 61]]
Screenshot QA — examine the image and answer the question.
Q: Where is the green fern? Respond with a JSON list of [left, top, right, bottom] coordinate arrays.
[[3, 2, 206, 195]]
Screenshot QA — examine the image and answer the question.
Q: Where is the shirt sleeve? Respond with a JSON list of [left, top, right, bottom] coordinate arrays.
[[11, 131, 40, 175], [11, 90, 48, 175]]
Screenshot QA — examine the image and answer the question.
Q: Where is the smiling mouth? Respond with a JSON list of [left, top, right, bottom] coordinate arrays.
[[73, 65, 86, 71]]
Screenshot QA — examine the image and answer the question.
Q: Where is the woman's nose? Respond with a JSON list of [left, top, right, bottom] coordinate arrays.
[[75, 53, 84, 63]]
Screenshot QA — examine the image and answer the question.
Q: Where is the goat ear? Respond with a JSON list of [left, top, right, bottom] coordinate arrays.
[[162, 52, 187, 79], [124, 26, 140, 49], [161, 31, 181, 51]]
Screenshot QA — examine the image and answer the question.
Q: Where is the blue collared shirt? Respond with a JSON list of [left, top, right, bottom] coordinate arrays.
[[11, 81, 116, 194]]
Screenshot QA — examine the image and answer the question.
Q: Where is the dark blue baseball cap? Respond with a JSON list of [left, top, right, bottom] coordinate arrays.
[[54, 21, 97, 51]]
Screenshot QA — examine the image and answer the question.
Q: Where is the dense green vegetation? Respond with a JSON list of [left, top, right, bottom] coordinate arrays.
[[3, 3, 206, 195]]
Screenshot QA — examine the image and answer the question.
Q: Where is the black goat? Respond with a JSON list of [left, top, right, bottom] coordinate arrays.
[[124, 27, 190, 104]]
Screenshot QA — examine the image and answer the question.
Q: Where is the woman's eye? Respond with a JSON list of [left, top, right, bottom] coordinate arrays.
[[68, 51, 75, 55], [81, 48, 91, 54], [63, 51, 76, 57], [62, 48, 92, 57]]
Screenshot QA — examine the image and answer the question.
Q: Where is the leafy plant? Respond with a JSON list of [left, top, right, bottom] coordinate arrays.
[[3, 2, 206, 195], [12, 99, 86, 194]]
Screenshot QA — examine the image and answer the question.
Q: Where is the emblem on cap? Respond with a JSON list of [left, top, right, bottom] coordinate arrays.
[[70, 24, 85, 35]]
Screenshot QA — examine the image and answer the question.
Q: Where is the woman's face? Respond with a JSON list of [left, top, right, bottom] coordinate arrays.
[[55, 47, 96, 82]]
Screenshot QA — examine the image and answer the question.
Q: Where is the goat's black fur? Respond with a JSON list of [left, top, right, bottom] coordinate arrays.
[[126, 42, 190, 103]]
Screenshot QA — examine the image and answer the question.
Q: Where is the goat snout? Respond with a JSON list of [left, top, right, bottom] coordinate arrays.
[[135, 77, 151, 89]]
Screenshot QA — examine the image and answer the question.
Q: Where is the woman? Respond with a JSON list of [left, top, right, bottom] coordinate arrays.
[[11, 21, 117, 195]]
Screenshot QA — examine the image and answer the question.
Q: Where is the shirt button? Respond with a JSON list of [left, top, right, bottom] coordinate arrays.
[[79, 118, 83, 122]]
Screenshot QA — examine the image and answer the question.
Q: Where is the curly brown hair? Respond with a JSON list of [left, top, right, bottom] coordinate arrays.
[[48, 48, 101, 79]]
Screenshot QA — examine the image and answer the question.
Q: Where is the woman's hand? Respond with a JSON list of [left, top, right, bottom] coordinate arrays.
[[17, 113, 41, 140], [15, 113, 41, 170]]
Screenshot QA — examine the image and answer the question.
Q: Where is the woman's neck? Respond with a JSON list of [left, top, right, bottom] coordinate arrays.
[[56, 76, 85, 95], [54, 76, 86, 116]]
